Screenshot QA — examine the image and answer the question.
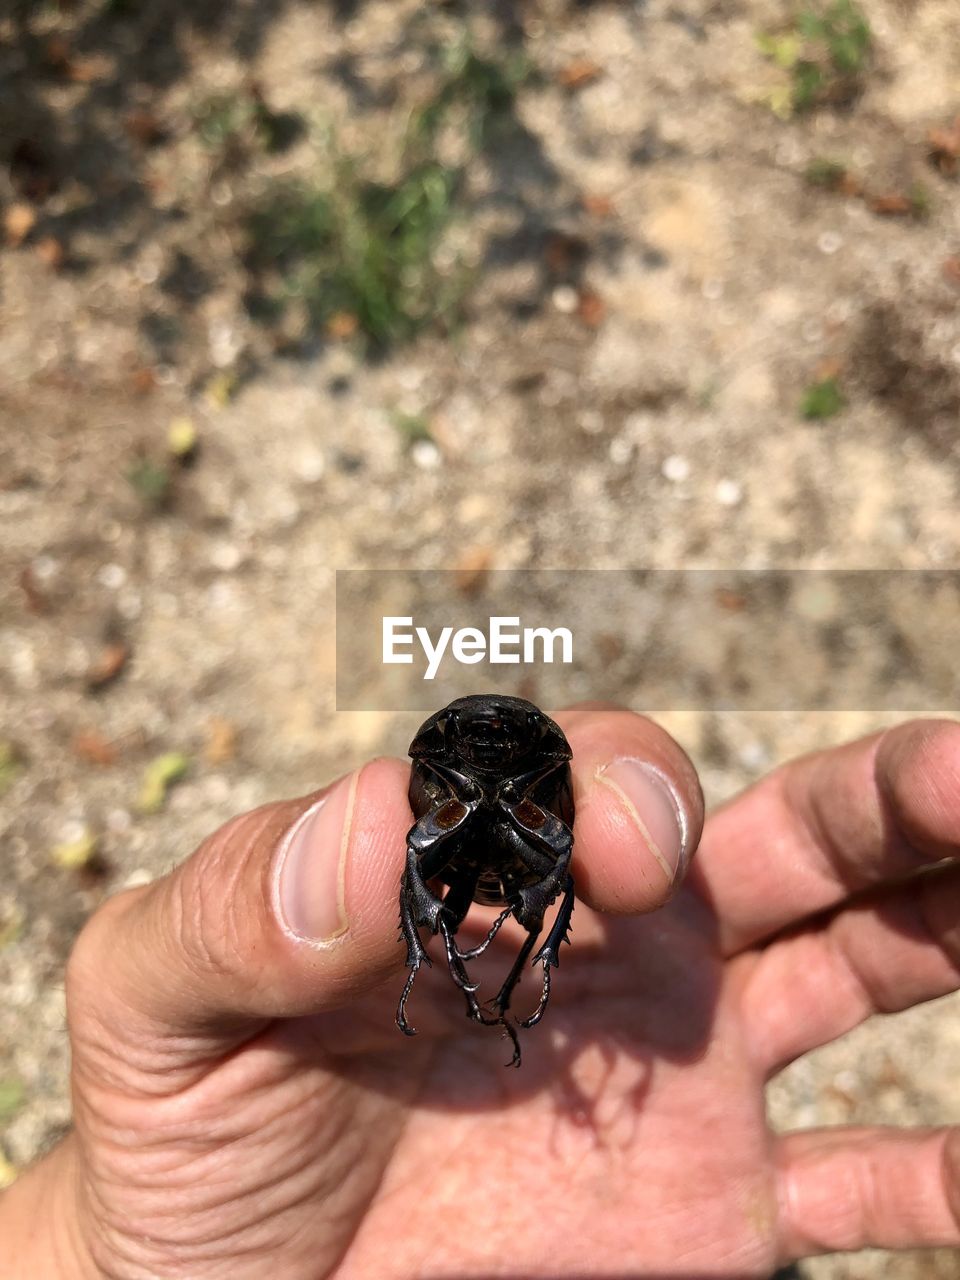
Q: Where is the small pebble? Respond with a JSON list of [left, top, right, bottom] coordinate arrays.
[[123, 868, 154, 889], [117, 590, 142, 620], [31, 555, 58, 581], [207, 579, 239, 610], [623, 411, 653, 438], [209, 542, 243, 572], [411, 440, 441, 470], [701, 278, 724, 301], [715, 478, 743, 506], [738, 740, 770, 771], [817, 231, 843, 255], [136, 258, 160, 285], [294, 450, 326, 483], [608, 436, 633, 465], [96, 563, 127, 590], [106, 809, 133, 834], [56, 819, 89, 846], [662, 454, 691, 483], [552, 285, 579, 314]]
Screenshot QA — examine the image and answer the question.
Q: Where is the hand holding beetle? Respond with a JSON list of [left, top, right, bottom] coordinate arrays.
[[4, 708, 960, 1278]]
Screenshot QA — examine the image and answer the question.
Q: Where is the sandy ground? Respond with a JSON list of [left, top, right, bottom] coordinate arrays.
[[2, 1, 960, 1276]]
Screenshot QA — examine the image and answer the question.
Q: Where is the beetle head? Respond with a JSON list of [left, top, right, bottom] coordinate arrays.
[[410, 694, 571, 774]]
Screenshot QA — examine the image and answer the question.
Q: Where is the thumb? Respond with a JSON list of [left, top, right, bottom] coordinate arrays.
[[67, 757, 412, 1063]]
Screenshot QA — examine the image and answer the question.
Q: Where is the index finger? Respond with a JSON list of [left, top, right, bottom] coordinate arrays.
[[695, 718, 960, 955]]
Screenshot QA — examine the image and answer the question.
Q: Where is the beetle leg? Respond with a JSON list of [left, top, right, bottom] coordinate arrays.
[[499, 1016, 523, 1069], [436, 915, 489, 1028], [520, 873, 575, 1029], [435, 869, 482, 996], [514, 848, 572, 932], [480, 922, 543, 1067], [397, 881, 432, 1036], [456, 904, 513, 960], [396, 842, 449, 1036]]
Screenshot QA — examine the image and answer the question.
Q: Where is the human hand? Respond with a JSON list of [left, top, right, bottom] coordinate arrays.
[[3, 709, 959, 1278]]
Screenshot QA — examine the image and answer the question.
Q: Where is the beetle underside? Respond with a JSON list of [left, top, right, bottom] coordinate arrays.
[[395, 694, 576, 1067]]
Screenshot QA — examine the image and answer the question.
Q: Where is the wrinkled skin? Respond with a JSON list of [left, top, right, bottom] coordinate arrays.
[[5, 708, 960, 1279]]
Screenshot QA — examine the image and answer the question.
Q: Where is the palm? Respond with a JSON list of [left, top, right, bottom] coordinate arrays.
[[151, 887, 777, 1278], [340, 893, 775, 1278]]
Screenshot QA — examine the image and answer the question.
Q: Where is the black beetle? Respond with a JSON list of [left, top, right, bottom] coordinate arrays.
[[396, 693, 575, 1066]]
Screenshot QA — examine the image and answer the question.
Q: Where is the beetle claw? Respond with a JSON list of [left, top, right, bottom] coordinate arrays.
[[496, 1016, 522, 1068], [395, 964, 421, 1036]]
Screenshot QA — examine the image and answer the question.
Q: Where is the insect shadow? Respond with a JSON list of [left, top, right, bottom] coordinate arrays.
[[322, 892, 722, 1148]]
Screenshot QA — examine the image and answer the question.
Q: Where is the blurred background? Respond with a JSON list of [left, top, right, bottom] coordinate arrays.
[[2, 1, 959, 1275]]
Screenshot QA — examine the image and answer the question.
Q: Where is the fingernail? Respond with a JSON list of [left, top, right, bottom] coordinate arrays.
[[596, 758, 688, 883], [275, 773, 358, 943]]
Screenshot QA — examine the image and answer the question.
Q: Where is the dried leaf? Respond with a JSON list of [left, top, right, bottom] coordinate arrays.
[[868, 192, 912, 217], [167, 417, 198, 459], [51, 829, 98, 870], [86, 642, 129, 690], [544, 231, 589, 276], [581, 192, 616, 218], [943, 256, 960, 288], [453, 548, 492, 598], [131, 366, 156, 395], [18, 565, 48, 615], [43, 34, 72, 73], [205, 718, 237, 765], [326, 311, 359, 340], [576, 288, 606, 327], [138, 752, 190, 814], [71, 730, 117, 767], [715, 588, 749, 613], [4, 203, 36, 247], [43, 36, 105, 83], [125, 109, 165, 147], [814, 357, 843, 381], [928, 119, 960, 175], [594, 632, 624, 662], [35, 235, 65, 270], [557, 59, 602, 90], [204, 371, 237, 410]]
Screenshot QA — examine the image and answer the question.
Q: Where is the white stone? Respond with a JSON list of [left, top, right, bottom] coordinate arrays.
[[552, 285, 578, 314], [209, 541, 243, 572], [411, 440, 441, 470], [715, 478, 743, 506], [662, 454, 690, 483]]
